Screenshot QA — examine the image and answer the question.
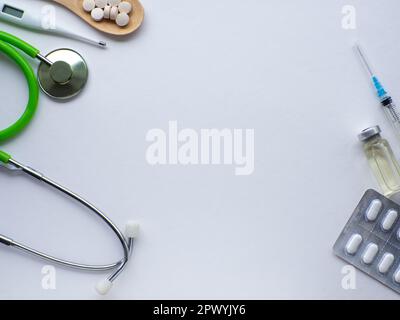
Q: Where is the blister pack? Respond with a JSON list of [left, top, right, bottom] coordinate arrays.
[[333, 189, 400, 294]]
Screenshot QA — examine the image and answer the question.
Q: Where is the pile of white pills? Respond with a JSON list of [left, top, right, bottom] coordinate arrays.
[[83, 0, 133, 27]]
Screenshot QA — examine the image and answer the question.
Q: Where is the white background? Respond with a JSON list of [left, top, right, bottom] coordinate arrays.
[[0, 0, 400, 299]]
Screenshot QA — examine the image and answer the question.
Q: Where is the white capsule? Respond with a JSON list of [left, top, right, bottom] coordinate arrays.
[[91, 7, 104, 21], [104, 5, 111, 19], [382, 209, 398, 231], [95, 0, 107, 8], [378, 253, 395, 274], [108, 0, 121, 6], [83, 0, 96, 12], [345, 234, 363, 255], [394, 267, 400, 283], [118, 1, 132, 14], [365, 199, 382, 222], [116, 12, 130, 27], [110, 6, 119, 20], [362, 243, 379, 264]]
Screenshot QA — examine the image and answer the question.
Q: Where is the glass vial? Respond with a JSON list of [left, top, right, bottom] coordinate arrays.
[[359, 126, 400, 198]]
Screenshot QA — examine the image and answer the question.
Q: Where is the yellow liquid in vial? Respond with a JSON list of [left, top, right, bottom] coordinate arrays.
[[364, 137, 400, 198]]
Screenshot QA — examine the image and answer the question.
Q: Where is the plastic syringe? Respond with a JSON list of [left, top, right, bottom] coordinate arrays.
[[355, 44, 400, 138]]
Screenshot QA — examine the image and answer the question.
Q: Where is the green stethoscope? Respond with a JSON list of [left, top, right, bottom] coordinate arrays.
[[0, 31, 139, 295]]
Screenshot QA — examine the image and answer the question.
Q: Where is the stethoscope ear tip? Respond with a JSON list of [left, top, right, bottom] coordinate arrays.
[[125, 221, 140, 239], [96, 279, 113, 295]]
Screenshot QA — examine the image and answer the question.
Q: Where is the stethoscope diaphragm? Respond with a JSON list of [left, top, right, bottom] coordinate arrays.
[[38, 48, 88, 100], [0, 32, 138, 295]]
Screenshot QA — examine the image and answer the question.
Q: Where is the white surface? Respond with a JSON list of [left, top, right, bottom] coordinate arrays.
[[1, 0, 400, 299]]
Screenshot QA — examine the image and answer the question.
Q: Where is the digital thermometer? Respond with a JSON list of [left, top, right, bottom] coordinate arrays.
[[0, 1, 106, 47]]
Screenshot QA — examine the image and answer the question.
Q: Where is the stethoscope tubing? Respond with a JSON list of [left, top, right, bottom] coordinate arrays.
[[0, 32, 39, 142], [2, 158, 133, 280], [0, 31, 139, 294]]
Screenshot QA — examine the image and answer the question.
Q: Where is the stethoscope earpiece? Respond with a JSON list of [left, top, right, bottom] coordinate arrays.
[[95, 221, 140, 295], [0, 31, 139, 295], [0, 155, 141, 295]]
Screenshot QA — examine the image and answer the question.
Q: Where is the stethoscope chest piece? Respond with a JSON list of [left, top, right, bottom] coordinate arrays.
[[38, 48, 88, 100], [0, 32, 140, 295]]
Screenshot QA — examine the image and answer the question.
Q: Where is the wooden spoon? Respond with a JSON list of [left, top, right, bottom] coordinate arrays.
[[53, 0, 144, 36]]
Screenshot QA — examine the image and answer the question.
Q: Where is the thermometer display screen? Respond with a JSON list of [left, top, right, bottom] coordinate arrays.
[[2, 5, 24, 18]]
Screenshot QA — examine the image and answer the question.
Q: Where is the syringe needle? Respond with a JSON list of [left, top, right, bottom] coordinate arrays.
[[355, 43, 374, 77], [354, 43, 387, 98], [354, 43, 400, 140]]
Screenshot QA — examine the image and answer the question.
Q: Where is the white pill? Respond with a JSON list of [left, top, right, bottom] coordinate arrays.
[[382, 209, 398, 231], [104, 5, 111, 19], [365, 199, 382, 222], [118, 1, 132, 14], [83, 0, 96, 12], [345, 234, 363, 255], [91, 7, 104, 21], [108, 0, 121, 6], [394, 267, 400, 283], [362, 243, 379, 264], [95, 0, 107, 8], [378, 253, 395, 274], [116, 12, 130, 27], [110, 6, 119, 20]]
